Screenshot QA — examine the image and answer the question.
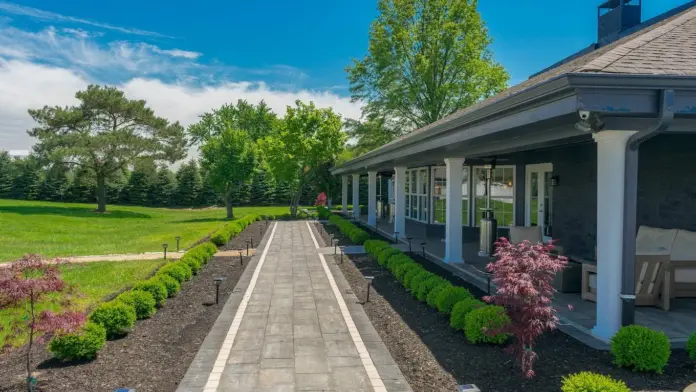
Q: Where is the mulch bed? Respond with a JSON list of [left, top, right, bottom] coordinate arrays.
[[219, 220, 270, 252], [316, 221, 694, 392], [0, 224, 265, 392]]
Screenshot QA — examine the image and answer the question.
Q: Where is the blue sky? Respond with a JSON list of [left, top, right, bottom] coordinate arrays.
[[0, 0, 692, 153]]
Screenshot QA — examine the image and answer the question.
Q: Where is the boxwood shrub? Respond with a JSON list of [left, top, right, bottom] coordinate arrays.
[[157, 274, 181, 297], [386, 254, 412, 273], [394, 261, 420, 283], [561, 372, 630, 392], [156, 263, 189, 283], [426, 282, 452, 308], [465, 305, 511, 344], [364, 240, 390, 257], [132, 279, 168, 307], [450, 298, 485, 331], [688, 332, 696, 364], [117, 290, 157, 320], [377, 248, 402, 267], [415, 276, 446, 302], [49, 321, 107, 361], [407, 271, 433, 293], [173, 261, 193, 281], [88, 301, 136, 338], [610, 325, 670, 374], [181, 255, 201, 275], [434, 286, 474, 315]]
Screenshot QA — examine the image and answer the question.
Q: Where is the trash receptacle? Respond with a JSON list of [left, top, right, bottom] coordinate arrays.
[[478, 208, 497, 257]]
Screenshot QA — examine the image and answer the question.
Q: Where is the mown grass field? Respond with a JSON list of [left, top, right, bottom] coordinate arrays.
[[0, 259, 165, 347], [0, 199, 291, 262]]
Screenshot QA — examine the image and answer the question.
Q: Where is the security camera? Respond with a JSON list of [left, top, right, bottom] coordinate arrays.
[[578, 110, 591, 120]]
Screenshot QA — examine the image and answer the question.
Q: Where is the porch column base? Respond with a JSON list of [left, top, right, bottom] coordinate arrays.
[[368, 171, 377, 226], [444, 158, 465, 263], [394, 167, 407, 239], [352, 173, 360, 219]]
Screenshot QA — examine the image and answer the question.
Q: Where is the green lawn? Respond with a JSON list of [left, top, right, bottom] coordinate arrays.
[[0, 259, 165, 347], [0, 199, 291, 262]]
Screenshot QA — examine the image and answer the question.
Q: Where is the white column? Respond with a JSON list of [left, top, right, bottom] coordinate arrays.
[[368, 171, 377, 226], [592, 130, 637, 342], [341, 176, 349, 214], [394, 167, 406, 239], [352, 173, 361, 219], [444, 158, 465, 263]]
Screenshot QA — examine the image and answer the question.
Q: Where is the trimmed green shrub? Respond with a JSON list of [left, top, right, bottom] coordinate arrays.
[[561, 372, 630, 392], [402, 266, 425, 287], [434, 286, 474, 315], [377, 248, 402, 266], [386, 254, 412, 273], [415, 276, 446, 301], [610, 325, 670, 374], [181, 255, 201, 275], [117, 290, 157, 320], [210, 214, 257, 246], [687, 332, 696, 364], [450, 298, 485, 331], [173, 261, 193, 281], [156, 263, 189, 283], [465, 306, 511, 344], [49, 322, 106, 361], [132, 279, 168, 307], [157, 274, 180, 297], [394, 262, 420, 284], [88, 301, 136, 338], [408, 271, 433, 293], [364, 240, 390, 257], [426, 282, 452, 308]]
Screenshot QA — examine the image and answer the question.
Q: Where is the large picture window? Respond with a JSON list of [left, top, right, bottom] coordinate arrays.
[[431, 166, 470, 225], [404, 168, 428, 222], [474, 166, 515, 227]]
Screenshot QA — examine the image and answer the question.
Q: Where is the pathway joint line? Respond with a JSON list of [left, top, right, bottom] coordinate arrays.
[[202, 221, 279, 392], [306, 221, 387, 391]]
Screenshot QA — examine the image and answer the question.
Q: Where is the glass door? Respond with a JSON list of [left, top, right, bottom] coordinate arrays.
[[525, 163, 553, 241]]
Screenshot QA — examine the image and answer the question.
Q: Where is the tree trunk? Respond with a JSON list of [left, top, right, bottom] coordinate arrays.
[[96, 174, 107, 213], [291, 174, 305, 217], [225, 186, 234, 219]]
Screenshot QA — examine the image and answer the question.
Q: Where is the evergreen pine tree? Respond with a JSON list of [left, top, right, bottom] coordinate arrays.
[[38, 164, 70, 201], [230, 180, 252, 206], [150, 166, 176, 207], [274, 180, 292, 206], [198, 168, 220, 207], [175, 160, 202, 207], [67, 168, 96, 203], [106, 171, 127, 204], [250, 170, 275, 206], [0, 152, 16, 198], [10, 157, 41, 200]]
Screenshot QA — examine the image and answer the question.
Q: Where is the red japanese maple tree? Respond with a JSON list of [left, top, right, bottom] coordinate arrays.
[[483, 238, 568, 378], [0, 255, 85, 391], [315, 192, 327, 206]]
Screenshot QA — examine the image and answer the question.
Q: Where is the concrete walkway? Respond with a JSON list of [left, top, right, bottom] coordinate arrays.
[[179, 221, 411, 392]]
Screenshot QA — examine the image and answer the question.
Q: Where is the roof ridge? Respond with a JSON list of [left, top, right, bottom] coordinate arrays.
[[578, 6, 696, 73]]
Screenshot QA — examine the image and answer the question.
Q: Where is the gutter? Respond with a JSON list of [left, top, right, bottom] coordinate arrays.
[[620, 89, 675, 326]]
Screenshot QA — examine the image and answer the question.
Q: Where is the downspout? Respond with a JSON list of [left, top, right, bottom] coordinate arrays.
[[621, 89, 675, 326]]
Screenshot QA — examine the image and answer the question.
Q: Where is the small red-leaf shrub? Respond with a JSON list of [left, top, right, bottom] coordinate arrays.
[[483, 238, 568, 378], [315, 192, 327, 206]]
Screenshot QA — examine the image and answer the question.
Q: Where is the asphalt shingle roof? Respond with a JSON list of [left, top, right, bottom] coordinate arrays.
[[350, 2, 696, 163]]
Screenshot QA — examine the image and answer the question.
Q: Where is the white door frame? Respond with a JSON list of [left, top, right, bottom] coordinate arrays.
[[525, 163, 553, 240]]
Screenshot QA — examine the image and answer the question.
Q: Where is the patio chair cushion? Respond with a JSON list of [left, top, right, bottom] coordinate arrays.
[[509, 226, 543, 245], [635, 226, 678, 256]]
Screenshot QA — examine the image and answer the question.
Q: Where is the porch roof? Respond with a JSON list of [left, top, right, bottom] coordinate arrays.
[[333, 1, 696, 176]]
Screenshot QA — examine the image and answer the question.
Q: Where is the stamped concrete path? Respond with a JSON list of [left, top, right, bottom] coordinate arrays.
[[178, 220, 411, 392]]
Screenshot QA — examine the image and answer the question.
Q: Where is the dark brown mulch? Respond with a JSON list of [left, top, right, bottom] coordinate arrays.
[[316, 224, 695, 392], [219, 220, 270, 252], [0, 254, 251, 392]]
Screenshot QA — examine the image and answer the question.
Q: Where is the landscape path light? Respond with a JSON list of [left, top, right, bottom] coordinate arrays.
[[365, 276, 374, 303], [246, 240, 250, 256], [407, 237, 413, 254], [340, 246, 344, 264], [420, 242, 427, 258], [175, 236, 181, 252], [457, 385, 481, 392], [214, 277, 224, 304], [239, 250, 244, 266], [393, 232, 399, 244], [162, 243, 168, 260]]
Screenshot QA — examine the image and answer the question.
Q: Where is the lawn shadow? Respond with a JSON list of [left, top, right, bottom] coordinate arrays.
[[176, 217, 228, 223], [0, 205, 151, 219], [37, 357, 95, 370]]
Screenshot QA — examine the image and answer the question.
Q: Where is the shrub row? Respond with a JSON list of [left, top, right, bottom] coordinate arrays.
[[328, 215, 369, 245], [363, 240, 509, 345], [210, 214, 262, 246], [48, 241, 218, 361], [317, 206, 332, 220]]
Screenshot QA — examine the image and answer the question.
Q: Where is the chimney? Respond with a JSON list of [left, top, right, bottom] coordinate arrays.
[[597, 0, 642, 45]]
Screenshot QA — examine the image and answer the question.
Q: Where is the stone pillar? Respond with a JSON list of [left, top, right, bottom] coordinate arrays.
[[444, 158, 465, 263], [368, 171, 377, 226], [592, 130, 637, 341], [394, 167, 407, 239], [352, 173, 360, 219], [341, 176, 349, 214]]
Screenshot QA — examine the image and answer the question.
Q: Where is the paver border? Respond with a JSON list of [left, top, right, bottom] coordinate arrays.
[[177, 222, 278, 392]]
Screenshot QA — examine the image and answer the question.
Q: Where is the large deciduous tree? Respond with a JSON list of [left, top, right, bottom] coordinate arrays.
[[200, 128, 256, 219], [347, 0, 509, 130], [28, 85, 187, 213], [260, 100, 345, 217], [188, 99, 277, 144]]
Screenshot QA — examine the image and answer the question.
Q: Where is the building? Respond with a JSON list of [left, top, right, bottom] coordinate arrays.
[[332, 0, 696, 347]]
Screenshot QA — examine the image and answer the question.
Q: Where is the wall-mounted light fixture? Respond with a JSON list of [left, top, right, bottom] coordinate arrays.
[[550, 176, 560, 187]]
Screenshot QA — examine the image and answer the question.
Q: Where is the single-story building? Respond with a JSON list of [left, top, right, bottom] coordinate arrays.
[[332, 0, 696, 346]]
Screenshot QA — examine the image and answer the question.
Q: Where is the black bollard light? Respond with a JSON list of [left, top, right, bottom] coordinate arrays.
[[175, 236, 181, 252], [340, 247, 344, 264], [333, 239, 339, 255], [250, 237, 254, 248], [407, 237, 413, 254], [214, 277, 224, 304], [246, 240, 250, 256], [162, 243, 168, 260], [420, 242, 427, 259], [365, 276, 374, 303], [239, 250, 244, 266], [393, 232, 399, 244]]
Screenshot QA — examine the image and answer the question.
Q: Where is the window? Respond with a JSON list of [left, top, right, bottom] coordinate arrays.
[[404, 168, 428, 222], [431, 166, 470, 225], [474, 166, 515, 227]]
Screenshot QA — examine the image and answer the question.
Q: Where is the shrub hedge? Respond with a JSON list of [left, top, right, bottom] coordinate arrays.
[[435, 286, 475, 315], [688, 332, 696, 364], [465, 305, 511, 344], [132, 278, 168, 307], [426, 282, 452, 308], [378, 248, 403, 267], [414, 276, 445, 301], [210, 214, 260, 246], [157, 274, 181, 297], [450, 298, 485, 331], [117, 290, 157, 320], [48, 322, 107, 361], [328, 215, 370, 245], [561, 372, 630, 392], [156, 262, 190, 283], [610, 325, 670, 374], [88, 301, 136, 338]]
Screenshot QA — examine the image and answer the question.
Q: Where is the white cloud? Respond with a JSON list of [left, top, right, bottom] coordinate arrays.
[[0, 1, 169, 37], [153, 48, 202, 59], [0, 60, 362, 155]]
